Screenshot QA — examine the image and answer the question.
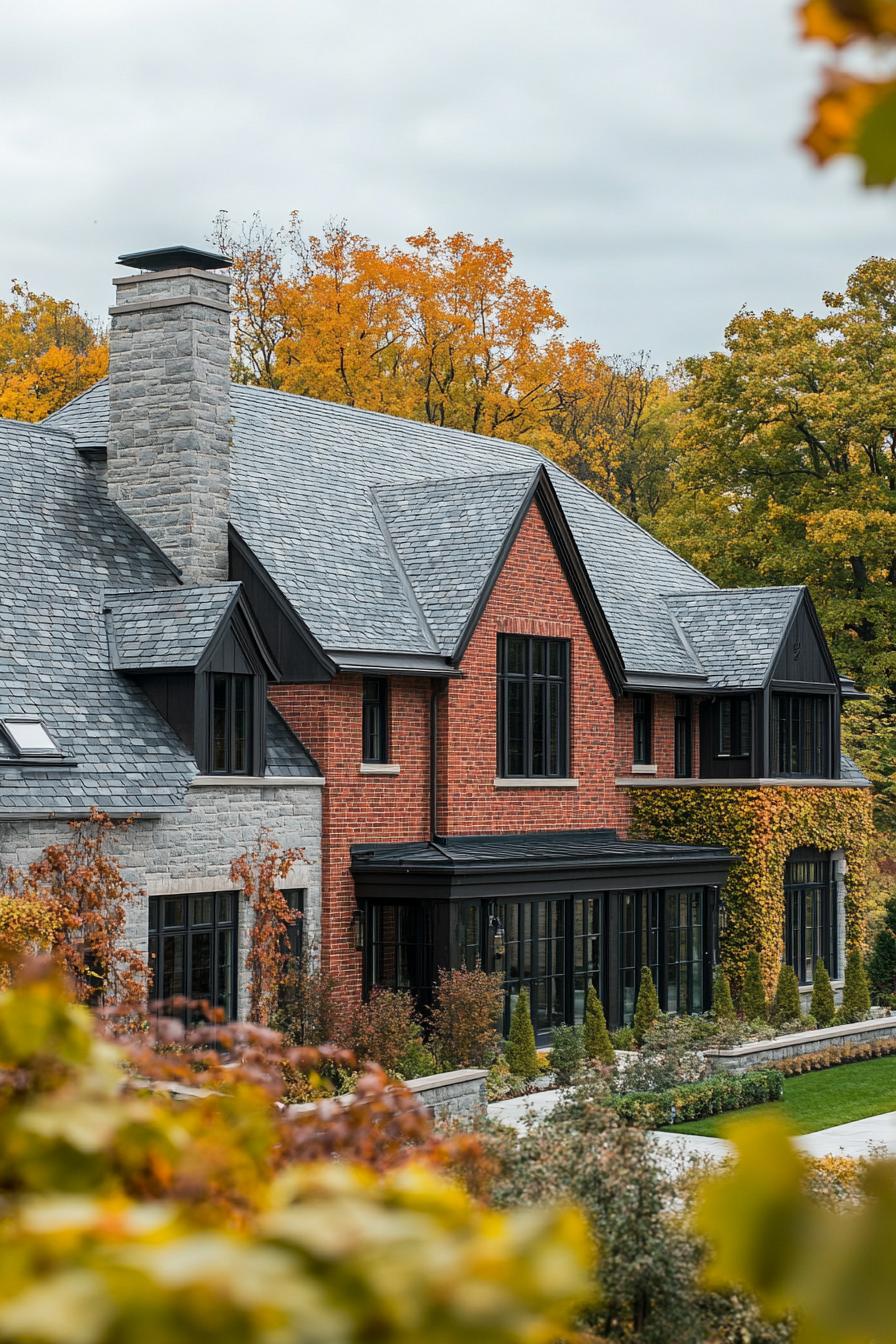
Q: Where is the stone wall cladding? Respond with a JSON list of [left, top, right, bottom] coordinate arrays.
[[0, 781, 322, 1019], [107, 268, 231, 584], [704, 1015, 896, 1074]]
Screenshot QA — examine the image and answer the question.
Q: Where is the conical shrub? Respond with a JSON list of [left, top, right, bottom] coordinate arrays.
[[838, 948, 871, 1024], [632, 966, 660, 1045], [712, 965, 736, 1021], [771, 963, 802, 1026], [582, 982, 615, 1065], [739, 950, 768, 1021], [811, 958, 835, 1028], [504, 988, 539, 1079], [867, 896, 896, 1000]]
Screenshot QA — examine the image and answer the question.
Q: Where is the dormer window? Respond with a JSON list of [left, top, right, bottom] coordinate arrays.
[[1, 717, 62, 758], [210, 674, 253, 775]]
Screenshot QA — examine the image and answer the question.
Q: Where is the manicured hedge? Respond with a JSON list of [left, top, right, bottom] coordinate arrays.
[[612, 1068, 783, 1127]]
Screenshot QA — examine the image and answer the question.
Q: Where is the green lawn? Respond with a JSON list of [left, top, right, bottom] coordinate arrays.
[[666, 1055, 896, 1138]]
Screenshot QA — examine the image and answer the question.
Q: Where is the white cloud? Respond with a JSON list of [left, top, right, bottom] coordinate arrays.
[[1, 0, 893, 362]]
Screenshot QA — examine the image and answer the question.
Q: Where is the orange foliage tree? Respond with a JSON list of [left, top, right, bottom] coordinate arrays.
[[0, 809, 147, 1005], [212, 211, 677, 516], [0, 280, 107, 421], [230, 828, 304, 1027]]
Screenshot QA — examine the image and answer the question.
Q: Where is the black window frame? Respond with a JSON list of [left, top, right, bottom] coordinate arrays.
[[716, 696, 751, 759], [497, 635, 570, 779], [362, 676, 389, 764], [365, 900, 434, 1009], [632, 694, 652, 765], [148, 890, 239, 1022], [209, 672, 253, 775], [772, 693, 831, 778], [784, 850, 837, 986], [674, 696, 692, 777]]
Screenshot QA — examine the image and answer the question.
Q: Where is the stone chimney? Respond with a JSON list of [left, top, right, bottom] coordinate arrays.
[[107, 245, 233, 584]]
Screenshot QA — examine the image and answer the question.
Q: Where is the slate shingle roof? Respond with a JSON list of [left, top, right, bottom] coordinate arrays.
[[0, 419, 317, 816], [106, 584, 241, 671], [373, 470, 538, 656], [47, 381, 715, 673], [665, 588, 804, 689]]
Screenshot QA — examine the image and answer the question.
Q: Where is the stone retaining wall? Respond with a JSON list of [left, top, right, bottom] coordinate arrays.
[[286, 1068, 488, 1125], [705, 1015, 896, 1075]]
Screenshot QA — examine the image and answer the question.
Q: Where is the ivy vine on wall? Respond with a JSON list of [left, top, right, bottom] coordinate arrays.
[[629, 787, 873, 995]]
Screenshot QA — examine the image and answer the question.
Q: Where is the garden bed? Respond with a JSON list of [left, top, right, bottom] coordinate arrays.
[[667, 1054, 896, 1137], [703, 1014, 896, 1075]]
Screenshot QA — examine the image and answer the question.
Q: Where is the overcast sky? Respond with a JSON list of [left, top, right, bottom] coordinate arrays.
[[2, 0, 893, 365]]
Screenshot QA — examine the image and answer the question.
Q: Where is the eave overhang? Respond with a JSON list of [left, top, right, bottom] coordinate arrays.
[[351, 828, 736, 901]]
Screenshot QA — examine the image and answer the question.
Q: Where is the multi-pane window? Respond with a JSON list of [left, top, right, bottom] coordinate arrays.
[[362, 676, 389, 763], [455, 902, 482, 971], [281, 889, 304, 961], [784, 851, 837, 985], [492, 897, 567, 1034], [632, 695, 652, 765], [674, 697, 692, 777], [210, 674, 252, 774], [573, 895, 602, 1023], [497, 635, 569, 778], [368, 902, 433, 1003], [664, 888, 704, 1015], [619, 889, 660, 1023], [148, 891, 237, 1022], [716, 697, 751, 759], [773, 694, 830, 778]]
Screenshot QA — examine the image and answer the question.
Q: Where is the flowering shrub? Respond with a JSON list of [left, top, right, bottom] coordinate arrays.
[[349, 987, 436, 1079], [429, 966, 504, 1068], [612, 1068, 783, 1127]]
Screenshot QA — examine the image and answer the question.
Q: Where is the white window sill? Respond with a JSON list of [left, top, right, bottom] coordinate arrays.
[[630, 763, 657, 775], [359, 762, 401, 776], [190, 775, 325, 788], [494, 777, 579, 789]]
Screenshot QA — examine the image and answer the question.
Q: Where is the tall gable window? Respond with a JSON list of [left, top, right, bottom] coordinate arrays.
[[773, 693, 830, 778], [362, 676, 389, 763], [497, 635, 569, 778], [716, 697, 750, 759], [674, 697, 692, 777], [632, 694, 652, 765], [210, 674, 253, 774]]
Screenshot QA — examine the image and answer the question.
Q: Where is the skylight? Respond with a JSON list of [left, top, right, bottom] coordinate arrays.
[[2, 718, 63, 757]]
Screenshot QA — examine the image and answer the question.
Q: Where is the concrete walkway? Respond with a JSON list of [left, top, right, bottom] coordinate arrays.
[[487, 1089, 896, 1165]]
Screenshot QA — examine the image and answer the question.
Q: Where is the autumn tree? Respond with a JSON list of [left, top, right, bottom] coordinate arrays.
[[0, 280, 107, 421], [211, 211, 670, 501]]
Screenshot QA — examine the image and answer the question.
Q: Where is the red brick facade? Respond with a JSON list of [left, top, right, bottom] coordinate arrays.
[[271, 499, 704, 1000]]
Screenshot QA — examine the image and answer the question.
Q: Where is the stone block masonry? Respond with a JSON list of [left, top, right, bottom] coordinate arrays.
[[704, 1015, 896, 1074], [107, 266, 232, 584], [0, 779, 322, 1020]]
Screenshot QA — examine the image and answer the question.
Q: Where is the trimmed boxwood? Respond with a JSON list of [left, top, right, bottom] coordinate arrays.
[[612, 1068, 784, 1127]]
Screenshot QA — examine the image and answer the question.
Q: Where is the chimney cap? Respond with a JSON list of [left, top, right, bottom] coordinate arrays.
[[116, 244, 233, 273]]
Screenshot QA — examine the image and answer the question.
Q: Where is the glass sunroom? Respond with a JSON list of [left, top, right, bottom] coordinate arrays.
[[351, 829, 734, 1037]]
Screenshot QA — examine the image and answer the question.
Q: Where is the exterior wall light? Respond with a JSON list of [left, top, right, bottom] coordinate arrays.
[[489, 914, 506, 959], [350, 908, 365, 951]]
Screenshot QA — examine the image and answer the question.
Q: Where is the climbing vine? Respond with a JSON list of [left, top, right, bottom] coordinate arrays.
[[231, 828, 304, 1026], [630, 786, 873, 996]]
